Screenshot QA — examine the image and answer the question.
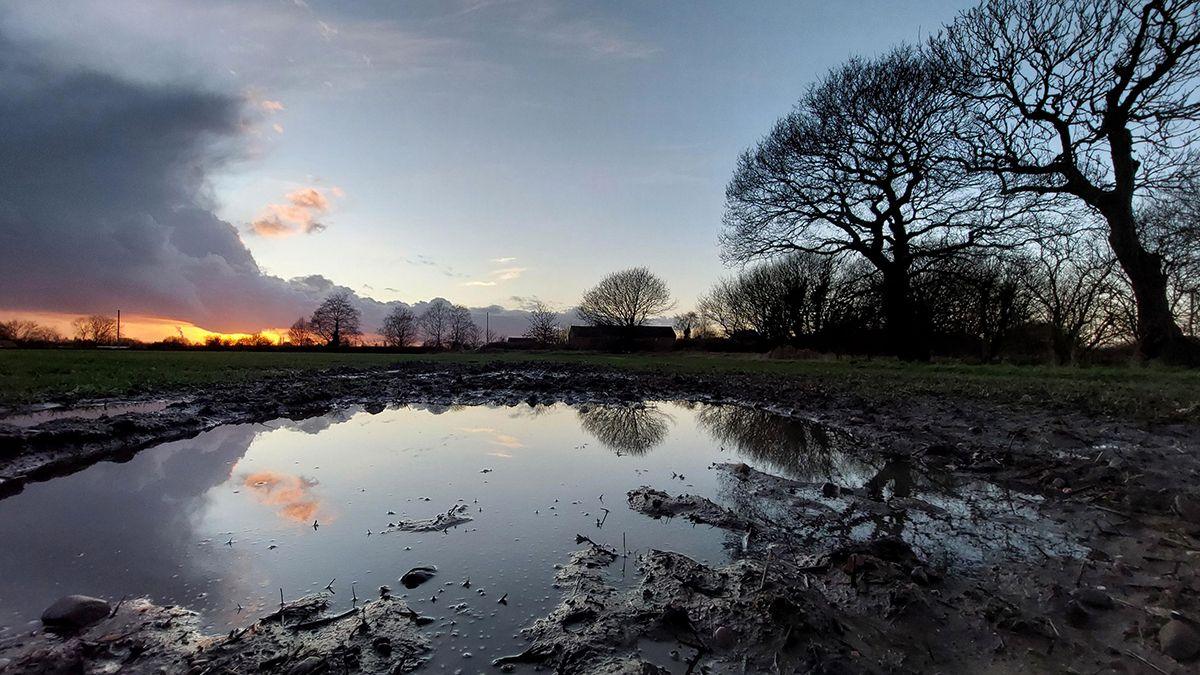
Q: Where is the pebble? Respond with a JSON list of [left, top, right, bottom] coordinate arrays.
[[1160, 620, 1200, 662], [40, 595, 111, 630], [401, 566, 438, 589], [1073, 588, 1114, 610]]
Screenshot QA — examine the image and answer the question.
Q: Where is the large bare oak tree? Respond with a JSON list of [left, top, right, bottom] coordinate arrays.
[[577, 267, 675, 327], [723, 46, 1009, 359], [935, 0, 1200, 362]]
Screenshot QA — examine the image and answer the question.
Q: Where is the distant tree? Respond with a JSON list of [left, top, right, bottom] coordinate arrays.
[[0, 319, 60, 343], [71, 314, 117, 344], [380, 306, 418, 347], [447, 305, 481, 350], [935, 0, 1200, 362], [672, 312, 700, 339], [236, 333, 274, 348], [419, 299, 453, 348], [204, 334, 229, 348], [287, 317, 315, 346], [309, 290, 362, 347], [577, 267, 675, 327], [524, 302, 565, 344], [723, 46, 1008, 360], [1027, 235, 1124, 364]]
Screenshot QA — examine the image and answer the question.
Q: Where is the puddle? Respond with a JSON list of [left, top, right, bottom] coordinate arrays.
[[0, 401, 1084, 669], [0, 400, 174, 427]]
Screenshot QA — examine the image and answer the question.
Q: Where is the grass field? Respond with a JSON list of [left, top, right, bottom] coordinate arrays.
[[1, 349, 1197, 421]]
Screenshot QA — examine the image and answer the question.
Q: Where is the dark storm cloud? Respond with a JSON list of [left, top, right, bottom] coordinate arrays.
[[0, 33, 537, 335]]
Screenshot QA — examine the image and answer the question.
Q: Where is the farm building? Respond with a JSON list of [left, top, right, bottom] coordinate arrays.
[[567, 325, 676, 351]]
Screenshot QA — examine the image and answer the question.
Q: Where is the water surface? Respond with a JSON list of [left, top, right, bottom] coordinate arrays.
[[0, 401, 1082, 670]]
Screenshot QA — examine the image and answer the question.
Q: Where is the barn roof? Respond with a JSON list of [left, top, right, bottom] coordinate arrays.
[[568, 325, 676, 338]]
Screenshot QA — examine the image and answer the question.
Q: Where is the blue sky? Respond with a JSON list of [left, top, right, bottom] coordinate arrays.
[[1, 0, 976, 334]]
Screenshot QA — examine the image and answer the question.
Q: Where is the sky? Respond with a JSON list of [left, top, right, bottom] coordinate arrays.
[[0, 0, 976, 341]]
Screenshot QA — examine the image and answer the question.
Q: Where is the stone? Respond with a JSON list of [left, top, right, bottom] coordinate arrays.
[[1160, 620, 1200, 662], [821, 482, 840, 498], [1074, 588, 1114, 610], [40, 595, 111, 630], [286, 656, 328, 675], [1175, 493, 1200, 525], [712, 625, 736, 649], [401, 565, 438, 589]]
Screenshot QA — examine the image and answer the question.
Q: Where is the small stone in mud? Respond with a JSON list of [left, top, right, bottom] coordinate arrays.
[[371, 635, 392, 655], [821, 482, 840, 498], [712, 625, 736, 649], [1064, 600, 1091, 628], [40, 594, 111, 630], [402, 565, 438, 589], [286, 656, 328, 675], [1073, 588, 1114, 610], [1160, 620, 1200, 662], [1175, 493, 1200, 525]]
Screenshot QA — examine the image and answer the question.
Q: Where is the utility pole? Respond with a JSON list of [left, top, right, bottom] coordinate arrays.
[[116, 310, 121, 344], [486, 312, 490, 343]]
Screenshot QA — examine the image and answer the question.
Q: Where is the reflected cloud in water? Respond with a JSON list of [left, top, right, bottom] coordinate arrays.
[[577, 403, 673, 455], [239, 471, 326, 524]]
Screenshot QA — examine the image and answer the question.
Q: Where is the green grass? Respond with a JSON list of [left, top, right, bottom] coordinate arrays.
[[1, 349, 1196, 421]]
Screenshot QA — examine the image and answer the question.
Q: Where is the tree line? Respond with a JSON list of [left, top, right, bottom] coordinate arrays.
[[721, 0, 1200, 363]]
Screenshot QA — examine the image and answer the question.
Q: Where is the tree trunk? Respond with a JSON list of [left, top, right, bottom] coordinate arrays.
[[882, 265, 928, 362], [1102, 206, 1197, 364]]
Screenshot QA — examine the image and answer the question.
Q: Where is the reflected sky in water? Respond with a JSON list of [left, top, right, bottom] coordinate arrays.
[[0, 402, 1080, 669]]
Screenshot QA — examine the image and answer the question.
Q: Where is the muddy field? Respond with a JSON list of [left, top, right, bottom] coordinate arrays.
[[1, 361, 1199, 673]]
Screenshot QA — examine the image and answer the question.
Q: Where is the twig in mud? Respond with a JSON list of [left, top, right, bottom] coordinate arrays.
[[351, 582, 358, 605], [759, 549, 772, 591], [324, 578, 336, 593], [1124, 649, 1169, 674], [1047, 618, 1060, 639], [109, 594, 127, 618], [279, 588, 285, 628]]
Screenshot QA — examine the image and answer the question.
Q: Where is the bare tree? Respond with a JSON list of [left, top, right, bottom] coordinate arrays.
[[71, 314, 117, 344], [524, 302, 565, 344], [672, 311, 701, 339], [0, 319, 60, 343], [723, 46, 1010, 360], [935, 0, 1200, 362], [380, 306, 418, 347], [577, 267, 675, 327], [1138, 184, 1200, 336], [287, 317, 315, 346], [420, 299, 453, 348], [309, 290, 362, 347], [1027, 235, 1124, 364], [447, 305, 481, 350]]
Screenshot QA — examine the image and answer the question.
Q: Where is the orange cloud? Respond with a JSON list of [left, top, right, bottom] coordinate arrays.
[[242, 471, 326, 524], [249, 187, 332, 237]]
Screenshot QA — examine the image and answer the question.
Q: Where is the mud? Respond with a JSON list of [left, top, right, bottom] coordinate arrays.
[[1, 360, 1199, 672], [0, 591, 429, 674]]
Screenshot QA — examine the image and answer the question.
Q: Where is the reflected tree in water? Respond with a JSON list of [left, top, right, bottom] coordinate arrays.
[[578, 404, 672, 455], [695, 405, 871, 481]]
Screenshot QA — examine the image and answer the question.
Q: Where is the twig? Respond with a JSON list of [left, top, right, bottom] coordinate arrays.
[[279, 588, 286, 628], [109, 594, 128, 618], [1124, 649, 1169, 675], [759, 549, 773, 591]]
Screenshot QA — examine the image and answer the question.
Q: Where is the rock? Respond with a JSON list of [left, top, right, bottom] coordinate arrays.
[[1175, 493, 1200, 525], [286, 656, 328, 675], [1160, 620, 1200, 662], [712, 625, 736, 649], [372, 635, 392, 655], [1064, 600, 1091, 628], [401, 565, 438, 589], [821, 482, 840, 498], [1073, 588, 1114, 610], [40, 595, 111, 630]]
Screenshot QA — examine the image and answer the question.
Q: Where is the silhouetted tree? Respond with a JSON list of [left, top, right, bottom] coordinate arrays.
[[1027, 235, 1124, 364], [0, 319, 60, 343], [287, 317, 315, 346], [71, 314, 117, 344], [380, 306, 418, 347], [524, 302, 565, 344], [935, 0, 1200, 362], [724, 46, 1009, 360], [672, 311, 701, 339], [447, 305, 481, 349], [419, 299, 453, 348], [310, 290, 361, 347], [577, 267, 675, 327]]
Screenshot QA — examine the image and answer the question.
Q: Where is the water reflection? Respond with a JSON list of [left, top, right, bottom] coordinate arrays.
[[240, 471, 325, 524], [694, 405, 874, 481], [577, 403, 673, 455]]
